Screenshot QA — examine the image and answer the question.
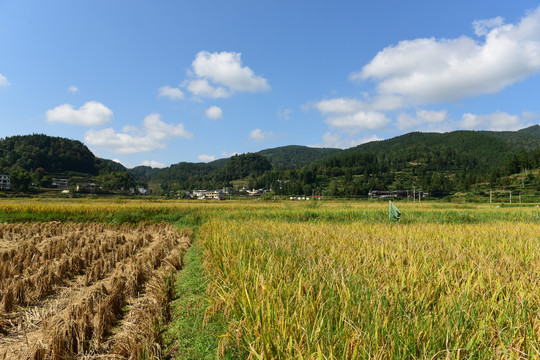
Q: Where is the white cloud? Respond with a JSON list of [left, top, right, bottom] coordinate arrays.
[[187, 79, 230, 98], [185, 51, 269, 98], [84, 113, 193, 154], [141, 160, 167, 168], [473, 16, 504, 37], [198, 154, 216, 162], [143, 113, 193, 140], [316, 132, 382, 149], [205, 106, 223, 119], [277, 108, 293, 120], [46, 101, 113, 126], [316, 98, 368, 114], [248, 128, 273, 142], [158, 85, 184, 101], [68, 85, 78, 93], [352, 6, 540, 103], [326, 111, 391, 133], [314, 98, 391, 133], [396, 109, 450, 130], [459, 111, 530, 131], [192, 51, 270, 92], [0, 74, 10, 87], [315, 95, 403, 119]]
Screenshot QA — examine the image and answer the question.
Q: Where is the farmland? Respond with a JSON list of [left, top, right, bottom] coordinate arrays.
[[0, 218, 190, 359], [0, 199, 539, 359]]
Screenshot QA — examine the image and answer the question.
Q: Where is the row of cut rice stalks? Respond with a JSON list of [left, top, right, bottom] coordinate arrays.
[[0, 222, 191, 359]]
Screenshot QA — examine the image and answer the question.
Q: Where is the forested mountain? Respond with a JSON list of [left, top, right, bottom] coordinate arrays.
[[136, 126, 540, 197], [1, 127, 539, 196], [479, 125, 540, 150], [0, 134, 98, 174], [0, 134, 135, 191], [257, 145, 341, 167], [344, 127, 540, 172], [129, 146, 340, 190]]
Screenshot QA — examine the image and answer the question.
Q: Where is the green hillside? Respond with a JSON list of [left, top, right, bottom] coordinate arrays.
[[0, 134, 135, 192], [257, 145, 341, 167], [479, 125, 540, 150], [2, 127, 539, 197], [344, 128, 540, 172]]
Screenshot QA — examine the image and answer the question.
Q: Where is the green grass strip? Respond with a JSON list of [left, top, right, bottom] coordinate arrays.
[[164, 241, 241, 359]]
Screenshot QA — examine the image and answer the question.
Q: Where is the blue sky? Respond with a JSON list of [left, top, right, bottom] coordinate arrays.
[[1, 1, 540, 168]]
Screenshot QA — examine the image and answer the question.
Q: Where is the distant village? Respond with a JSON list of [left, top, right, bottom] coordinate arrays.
[[0, 174, 149, 195], [0, 173, 432, 200]]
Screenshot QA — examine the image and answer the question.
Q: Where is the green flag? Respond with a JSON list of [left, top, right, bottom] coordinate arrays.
[[389, 201, 401, 221]]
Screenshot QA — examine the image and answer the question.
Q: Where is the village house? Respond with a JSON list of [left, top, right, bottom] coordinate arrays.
[[368, 190, 429, 198], [192, 189, 225, 200], [52, 178, 69, 188], [76, 183, 96, 192], [0, 174, 11, 189]]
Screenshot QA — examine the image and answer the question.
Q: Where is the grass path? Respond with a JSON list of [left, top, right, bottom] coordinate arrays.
[[164, 242, 241, 360]]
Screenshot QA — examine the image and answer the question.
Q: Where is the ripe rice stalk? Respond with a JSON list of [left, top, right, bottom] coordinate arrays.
[[0, 314, 12, 335], [1, 287, 13, 313], [200, 219, 540, 359]]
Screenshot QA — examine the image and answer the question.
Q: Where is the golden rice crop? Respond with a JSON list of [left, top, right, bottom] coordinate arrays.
[[201, 219, 540, 359]]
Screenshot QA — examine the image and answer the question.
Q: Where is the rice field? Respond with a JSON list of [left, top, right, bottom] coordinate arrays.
[[0, 199, 538, 359], [0, 221, 190, 359], [201, 219, 540, 359]]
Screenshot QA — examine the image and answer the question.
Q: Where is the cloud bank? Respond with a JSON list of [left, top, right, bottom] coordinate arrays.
[[313, 7, 540, 136], [46, 101, 113, 126], [158, 85, 184, 101], [459, 111, 532, 131], [84, 113, 193, 154], [351, 7, 540, 104], [186, 51, 270, 98]]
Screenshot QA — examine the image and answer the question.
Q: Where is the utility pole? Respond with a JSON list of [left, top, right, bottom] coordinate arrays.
[[490, 189, 492, 204], [413, 186, 416, 203]]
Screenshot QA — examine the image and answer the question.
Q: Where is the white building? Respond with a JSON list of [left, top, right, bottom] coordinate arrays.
[[0, 174, 11, 189], [76, 183, 96, 192], [193, 189, 225, 200], [52, 178, 69, 188]]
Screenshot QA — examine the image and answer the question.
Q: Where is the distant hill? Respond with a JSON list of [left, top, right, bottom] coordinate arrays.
[[130, 126, 540, 196], [479, 125, 540, 150], [0, 134, 99, 174], [129, 165, 164, 183], [257, 145, 341, 167], [342, 126, 540, 171], [131, 145, 340, 186], [0, 134, 135, 191], [2, 126, 538, 196]]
